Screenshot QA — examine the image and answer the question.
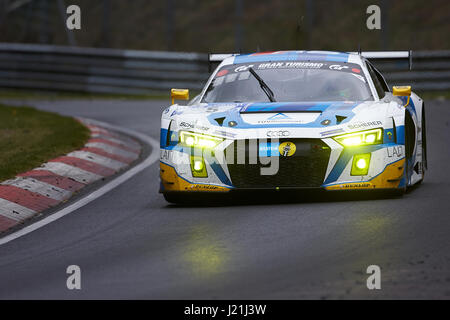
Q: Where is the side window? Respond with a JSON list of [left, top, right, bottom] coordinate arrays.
[[366, 62, 385, 99], [188, 94, 201, 105], [372, 64, 390, 93]]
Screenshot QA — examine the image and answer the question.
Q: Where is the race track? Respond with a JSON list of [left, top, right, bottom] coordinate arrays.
[[0, 98, 449, 299]]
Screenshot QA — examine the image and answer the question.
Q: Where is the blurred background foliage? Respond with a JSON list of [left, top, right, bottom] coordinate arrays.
[[0, 0, 449, 52]]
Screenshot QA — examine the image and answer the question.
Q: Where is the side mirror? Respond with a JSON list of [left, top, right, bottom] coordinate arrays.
[[392, 86, 411, 107], [171, 88, 189, 105], [392, 86, 411, 97]]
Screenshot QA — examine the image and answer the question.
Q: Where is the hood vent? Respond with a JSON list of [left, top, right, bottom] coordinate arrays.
[[214, 117, 226, 126], [336, 115, 347, 124]]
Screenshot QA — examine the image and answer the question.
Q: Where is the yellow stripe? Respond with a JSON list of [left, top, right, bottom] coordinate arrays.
[[326, 159, 405, 190], [160, 162, 231, 192]]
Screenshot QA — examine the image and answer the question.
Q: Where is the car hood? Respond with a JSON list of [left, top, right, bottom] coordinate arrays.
[[171, 101, 389, 129]]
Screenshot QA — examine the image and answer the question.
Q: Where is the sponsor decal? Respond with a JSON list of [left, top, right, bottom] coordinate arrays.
[[259, 141, 280, 157], [180, 121, 194, 129], [268, 113, 290, 120], [279, 141, 296, 157], [266, 130, 290, 137], [216, 69, 229, 77], [329, 64, 349, 70], [348, 121, 382, 130], [258, 61, 324, 70], [189, 184, 222, 191], [387, 146, 403, 158], [320, 128, 344, 136], [241, 111, 321, 125], [160, 149, 172, 161], [179, 121, 209, 131], [170, 109, 184, 116], [256, 112, 310, 125], [206, 106, 219, 113], [342, 183, 372, 189], [235, 64, 254, 72], [387, 131, 393, 140]]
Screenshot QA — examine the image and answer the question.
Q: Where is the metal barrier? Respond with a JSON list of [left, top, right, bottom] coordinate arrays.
[[373, 50, 450, 91], [0, 43, 210, 95], [0, 43, 449, 95]]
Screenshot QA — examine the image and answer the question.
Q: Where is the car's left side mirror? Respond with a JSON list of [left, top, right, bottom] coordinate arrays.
[[392, 86, 411, 107], [392, 86, 411, 97], [171, 88, 189, 105]]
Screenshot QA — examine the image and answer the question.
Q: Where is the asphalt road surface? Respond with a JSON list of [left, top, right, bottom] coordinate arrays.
[[0, 98, 449, 299]]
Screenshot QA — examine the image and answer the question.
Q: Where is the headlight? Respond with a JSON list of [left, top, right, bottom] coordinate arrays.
[[179, 131, 223, 148], [333, 128, 383, 147]]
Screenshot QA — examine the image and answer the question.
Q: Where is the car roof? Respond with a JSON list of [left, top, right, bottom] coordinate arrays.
[[223, 50, 364, 66]]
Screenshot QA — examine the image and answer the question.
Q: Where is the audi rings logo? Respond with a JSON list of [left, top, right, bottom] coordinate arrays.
[[266, 130, 290, 137]]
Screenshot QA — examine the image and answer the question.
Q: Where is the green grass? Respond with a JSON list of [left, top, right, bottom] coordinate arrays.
[[0, 104, 90, 181]]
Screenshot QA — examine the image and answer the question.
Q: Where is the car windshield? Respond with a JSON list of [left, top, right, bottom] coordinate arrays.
[[201, 61, 374, 103]]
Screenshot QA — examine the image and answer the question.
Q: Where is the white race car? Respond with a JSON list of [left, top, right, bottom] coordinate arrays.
[[160, 50, 426, 203]]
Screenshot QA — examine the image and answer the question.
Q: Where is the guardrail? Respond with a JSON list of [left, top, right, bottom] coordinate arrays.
[[0, 43, 210, 95], [373, 50, 450, 91], [0, 43, 449, 95]]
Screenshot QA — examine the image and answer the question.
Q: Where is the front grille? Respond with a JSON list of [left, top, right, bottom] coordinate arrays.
[[226, 139, 330, 189]]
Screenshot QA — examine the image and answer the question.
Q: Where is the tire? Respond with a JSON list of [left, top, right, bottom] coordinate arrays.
[[404, 110, 415, 189], [418, 105, 427, 184]]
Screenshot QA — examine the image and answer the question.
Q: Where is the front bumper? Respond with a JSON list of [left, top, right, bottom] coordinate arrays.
[[159, 136, 406, 193]]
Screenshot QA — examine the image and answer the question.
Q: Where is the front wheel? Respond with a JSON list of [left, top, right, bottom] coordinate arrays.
[[417, 105, 427, 184]]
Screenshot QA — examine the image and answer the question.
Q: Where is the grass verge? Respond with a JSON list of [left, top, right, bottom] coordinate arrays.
[[0, 104, 90, 181]]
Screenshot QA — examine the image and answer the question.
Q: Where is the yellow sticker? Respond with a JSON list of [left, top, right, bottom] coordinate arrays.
[[279, 141, 296, 157]]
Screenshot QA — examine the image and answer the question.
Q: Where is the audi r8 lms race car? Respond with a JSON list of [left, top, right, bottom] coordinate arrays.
[[159, 50, 427, 203]]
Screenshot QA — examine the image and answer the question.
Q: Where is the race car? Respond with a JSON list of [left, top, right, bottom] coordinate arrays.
[[159, 50, 427, 203]]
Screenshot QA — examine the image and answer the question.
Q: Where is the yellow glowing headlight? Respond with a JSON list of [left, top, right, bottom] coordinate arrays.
[[333, 128, 383, 147], [180, 131, 223, 148]]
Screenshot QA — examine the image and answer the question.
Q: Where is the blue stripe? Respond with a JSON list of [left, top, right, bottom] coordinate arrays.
[[160, 128, 168, 147], [234, 53, 298, 64], [324, 144, 385, 185], [160, 161, 232, 189], [208, 161, 233, 186], [159, 142, 233, 187], [325, 54, 349, 62], [233, 51, 349, 64], [221, 102, 358, 129], [324, 157, 405, 187]]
